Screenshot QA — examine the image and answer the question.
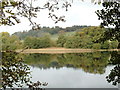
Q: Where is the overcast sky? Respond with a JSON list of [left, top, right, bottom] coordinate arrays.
[[0, 0, 103, 34]]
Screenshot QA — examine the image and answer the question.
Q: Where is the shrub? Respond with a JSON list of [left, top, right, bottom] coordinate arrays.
[[92, 43, 101, 49]]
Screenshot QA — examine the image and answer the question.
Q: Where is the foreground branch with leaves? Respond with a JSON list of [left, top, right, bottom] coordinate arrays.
[[1, 51, 48, 89], [0, 0, 72, 30], [96, 1, 120, 49]]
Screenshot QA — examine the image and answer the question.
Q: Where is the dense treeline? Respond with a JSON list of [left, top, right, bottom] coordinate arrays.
[[1, 26, 119, 51], [57, 26, 118, 49], [0, 32, 23, 51], [13, 25, 88, 40], [24, 35, 55, 49]]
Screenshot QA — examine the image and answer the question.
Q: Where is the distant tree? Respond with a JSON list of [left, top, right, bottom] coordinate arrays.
[[39, 36, 52, 48], [0, 32, 22, 51], [57, 35, 67, 47], [73, 32, 86, 48], [24, 36, 34, 48], [56, 26, 118, 49], [24, 36, 52, 49], [92, 43, 101, 49], [64, 37, 75, 48], [101, 41, 109, 49], [109, 41, 119, 49], [0, 32, 10, 50], [74, 26, 105, 49]]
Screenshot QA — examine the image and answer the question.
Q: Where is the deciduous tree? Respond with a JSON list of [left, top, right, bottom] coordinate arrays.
[[96, 1, 120, 49]]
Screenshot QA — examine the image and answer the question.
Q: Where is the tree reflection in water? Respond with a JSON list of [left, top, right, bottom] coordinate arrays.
[[24, 52, 109, 74], [2, 51, 119, 88], [24, 51, 120, 86], [1, 51, 47, 89], [106, 51, 120, 86]]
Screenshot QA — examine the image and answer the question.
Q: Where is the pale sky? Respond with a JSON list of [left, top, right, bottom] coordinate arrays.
[[0, 0, 103, 34]]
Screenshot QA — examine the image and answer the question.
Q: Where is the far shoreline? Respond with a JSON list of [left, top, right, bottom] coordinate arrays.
[[16, 47, 120, 54]]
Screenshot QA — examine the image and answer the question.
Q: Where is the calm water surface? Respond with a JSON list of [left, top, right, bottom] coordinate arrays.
[[23, 51, 119, 88], [30, 66, 116, 88], [2, 51, 119, 88]]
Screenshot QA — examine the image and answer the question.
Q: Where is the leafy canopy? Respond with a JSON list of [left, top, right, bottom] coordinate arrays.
[[95, 1, 120, 48]]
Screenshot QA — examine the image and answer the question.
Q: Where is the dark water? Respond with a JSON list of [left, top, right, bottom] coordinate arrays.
[[1, 51, 120, 88]]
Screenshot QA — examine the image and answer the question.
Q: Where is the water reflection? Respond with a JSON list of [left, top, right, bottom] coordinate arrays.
[[106, 51, 120, 86], [24, 52, 110, 74], [1, 51, 119, 88], [24, 51, 120, 87], [1, 51, 47, 89]]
